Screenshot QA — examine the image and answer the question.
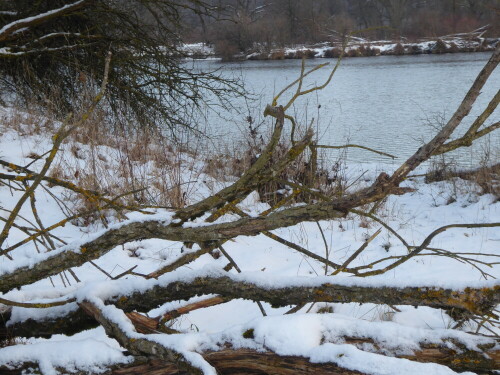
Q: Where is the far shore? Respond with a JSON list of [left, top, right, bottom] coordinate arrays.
[[181, 37, 499, 61]]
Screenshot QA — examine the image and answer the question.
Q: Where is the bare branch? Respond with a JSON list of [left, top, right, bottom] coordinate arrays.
[[388, 46, 499, 184], [356, 223, 500, 277]]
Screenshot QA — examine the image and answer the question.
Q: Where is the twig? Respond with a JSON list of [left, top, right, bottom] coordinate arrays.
[[331, 228, 382, 276], [218, 245, 267, 316], [314, 144, 396, 159], [316, 221, 330, 275]]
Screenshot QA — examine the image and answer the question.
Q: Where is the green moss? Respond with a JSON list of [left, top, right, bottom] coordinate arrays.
[[242, 328, 255, 339]]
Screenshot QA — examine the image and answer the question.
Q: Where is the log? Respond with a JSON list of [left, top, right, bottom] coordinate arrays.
[[111, 322, 500, 374], [79, 300, 203, 375], [111, 355, 364, 375], [3, 292, 499, 374], [113, 275, 500, 316], [3, 274, 499, 339], [109, 341, 500, 375], [2, 341, 498, 375]]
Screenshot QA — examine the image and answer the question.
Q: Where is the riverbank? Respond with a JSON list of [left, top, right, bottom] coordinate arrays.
[[182, 36, 498, 61], [190, 52, 498, 168]]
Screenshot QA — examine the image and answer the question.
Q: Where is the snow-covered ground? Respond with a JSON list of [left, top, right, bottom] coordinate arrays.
[[179, 43, 217, 59], [0, 106, 498, 374]]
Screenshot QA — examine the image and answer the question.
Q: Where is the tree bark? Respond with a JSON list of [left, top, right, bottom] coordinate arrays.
[[3, 275, 499, 339], [109, 340, 500, 375], [111, 355, 364, 375]]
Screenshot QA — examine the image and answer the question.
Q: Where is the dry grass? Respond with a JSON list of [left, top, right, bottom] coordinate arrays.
[[203, 123, 349, 206], [2, 99, 211, 226], [270, 50, 285, 60], [323, 48, 342, 58], [285, 49, 317, 59], [426, 152, 499, 201], [3, 92, 354, 224]]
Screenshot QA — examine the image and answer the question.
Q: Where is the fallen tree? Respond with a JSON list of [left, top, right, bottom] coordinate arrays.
[[0, 46, 499, 374]]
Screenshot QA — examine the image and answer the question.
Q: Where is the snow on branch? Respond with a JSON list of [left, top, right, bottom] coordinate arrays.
[[0, 0, 90, 43], [80, 298, 211, 375], [3, 267, 500, 342], [6, 298, 499, 374]]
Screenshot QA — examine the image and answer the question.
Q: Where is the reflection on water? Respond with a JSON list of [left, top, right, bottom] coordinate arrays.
[[196, 53, 499, 167]]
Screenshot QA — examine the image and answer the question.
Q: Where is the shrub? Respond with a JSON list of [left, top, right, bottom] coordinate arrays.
[[448, 42, 459, 53], [347, 48, 361, 57], [294, 49, 317, 59], [0, 1, 241, 133], [432, 39, 448, 54], [214, 40, 240, 62], [393, 43, 405, 55], [408, 45, 423, 55], [269, 50, 285, 60], [323, 48, 342, 58], [359, 45, 380, 57]]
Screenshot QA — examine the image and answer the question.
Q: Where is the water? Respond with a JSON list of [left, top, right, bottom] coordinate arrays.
[[196, 53, 499, 167]]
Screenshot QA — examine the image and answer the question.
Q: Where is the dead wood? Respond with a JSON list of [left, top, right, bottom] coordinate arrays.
[[111, 355, 364, 375], [80, 300, 204, 375], [3, 275, 499, 341], [108, 340, 500, 375], [425, 163, 500, 195]]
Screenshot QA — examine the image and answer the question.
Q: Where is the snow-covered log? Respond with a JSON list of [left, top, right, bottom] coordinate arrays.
[[3, 271, 499, 339]]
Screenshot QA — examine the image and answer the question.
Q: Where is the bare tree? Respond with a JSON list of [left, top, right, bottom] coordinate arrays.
[[0, 0, 241, 133]]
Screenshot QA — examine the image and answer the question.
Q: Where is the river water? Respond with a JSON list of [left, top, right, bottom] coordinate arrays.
[[196, 52, 499, 167]]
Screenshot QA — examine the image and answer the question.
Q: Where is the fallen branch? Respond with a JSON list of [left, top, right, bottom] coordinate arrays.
[[3, 271, 499, 340], [425, 163, 500, 195], [108, 339, 500, 375], [79, 300, 206, 375]]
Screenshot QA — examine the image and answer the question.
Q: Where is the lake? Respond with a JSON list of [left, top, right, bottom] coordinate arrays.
[[195, 52, 499, 167]]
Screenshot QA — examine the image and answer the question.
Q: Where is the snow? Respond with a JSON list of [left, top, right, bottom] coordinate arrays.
[[0, 92, 499, 374], [309, 343, 474, 375], [179, 43, 215, 59], [0, 336, 131, 375], [8, 303, 78, 326]]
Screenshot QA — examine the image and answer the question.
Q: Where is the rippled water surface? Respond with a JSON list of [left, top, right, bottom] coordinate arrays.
[[197, 53, 499, 166]]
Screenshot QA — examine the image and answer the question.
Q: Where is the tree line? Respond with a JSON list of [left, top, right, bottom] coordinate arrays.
[[182, 0, 499, 55]]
